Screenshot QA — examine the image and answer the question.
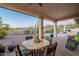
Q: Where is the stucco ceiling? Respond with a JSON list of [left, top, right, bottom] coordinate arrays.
[[0, 3, 79, 21]]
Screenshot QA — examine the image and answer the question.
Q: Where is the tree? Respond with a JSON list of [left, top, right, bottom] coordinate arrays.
[[57, 25, 64, 32], [0, 17, 10, 39], [24, 26, 36, 35], [45, 25, 54, 33]]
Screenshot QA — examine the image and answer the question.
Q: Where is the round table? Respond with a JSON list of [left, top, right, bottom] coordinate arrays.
[[22, 39, 49, 55], [22, 39, 49, 50]]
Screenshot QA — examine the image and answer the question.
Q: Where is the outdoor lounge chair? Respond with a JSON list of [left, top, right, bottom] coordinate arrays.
[[15, 45, 32, 56]]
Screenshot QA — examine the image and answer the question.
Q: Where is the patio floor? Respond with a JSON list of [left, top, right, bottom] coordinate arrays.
[[0, 34, 79, 56], [53, 36, 79, 56]]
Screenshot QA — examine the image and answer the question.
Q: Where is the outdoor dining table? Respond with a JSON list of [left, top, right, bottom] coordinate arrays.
[[22, 39, 49, 55]]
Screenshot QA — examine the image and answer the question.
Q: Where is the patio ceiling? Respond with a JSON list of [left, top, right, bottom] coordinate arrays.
[[0, 3, 79, 21]]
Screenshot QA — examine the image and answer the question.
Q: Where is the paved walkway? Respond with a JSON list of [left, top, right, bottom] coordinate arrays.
[[0, 35, 27, 56], [0, 35, 26, 46]]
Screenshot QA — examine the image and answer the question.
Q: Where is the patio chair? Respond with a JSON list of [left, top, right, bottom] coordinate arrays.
[[25, 36, 33, 40], [46, 34, 53, 45], [65, 37, 78, 51], [50, 34, 54, 44], [15, 45, 32, 56], [38, 42, 57, 56], [45, 42, 57, 56]]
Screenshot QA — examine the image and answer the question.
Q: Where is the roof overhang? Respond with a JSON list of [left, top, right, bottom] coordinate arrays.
[[0, 3, 79, 21]]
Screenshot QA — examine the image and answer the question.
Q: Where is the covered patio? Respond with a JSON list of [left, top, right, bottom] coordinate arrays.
[[0, 3, 79, 56], [0, 35, 79, 56]]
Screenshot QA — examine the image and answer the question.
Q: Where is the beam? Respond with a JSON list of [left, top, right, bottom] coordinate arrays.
[[57, 13, 79, 21], [0, 3, 79, 22]]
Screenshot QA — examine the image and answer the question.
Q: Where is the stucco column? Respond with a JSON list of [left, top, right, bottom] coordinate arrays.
[[64, 25, 66, 32], [54, 21, 57, 37], [38, 17, 44, 40]]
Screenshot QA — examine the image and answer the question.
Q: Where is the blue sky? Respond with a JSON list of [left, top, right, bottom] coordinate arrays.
[[0, 8, 38, 28], [0, 8, 76, 28]]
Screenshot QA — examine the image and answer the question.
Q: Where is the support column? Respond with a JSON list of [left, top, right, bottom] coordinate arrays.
[[64, 25, 66, 32], [54, 21, 57, 37], [38, 17, 44, 40]]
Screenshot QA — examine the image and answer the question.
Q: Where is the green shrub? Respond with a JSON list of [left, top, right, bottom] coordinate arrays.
[[0, 44, 5, 48], [24, 30, 31, 35], [0, 18, 10, 39], [0, 30, 7, 39], [74, 35, 79, 43], [0, 44, 5, 53]]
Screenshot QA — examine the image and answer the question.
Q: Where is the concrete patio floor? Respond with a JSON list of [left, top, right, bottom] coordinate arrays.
[[53, 36, 79, 56], [0, 34, 79, 56]]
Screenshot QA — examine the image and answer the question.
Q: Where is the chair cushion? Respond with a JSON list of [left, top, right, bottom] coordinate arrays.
[[65, 39, 78, 51]]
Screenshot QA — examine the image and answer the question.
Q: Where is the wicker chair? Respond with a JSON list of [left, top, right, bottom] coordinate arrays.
[[45, 42, 57, 56], [15, 45, 32, 56], [25, 36, 33, 40], [50, 34, 54, 44], [38, 42, 57, 56], [65, 38, 78, 51]]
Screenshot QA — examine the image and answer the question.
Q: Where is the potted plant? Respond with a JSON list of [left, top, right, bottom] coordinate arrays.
[[0, 44, 5, 53], [34, 22, 41, 43], [35, 31, 41, 42], [8, 45, 15, 52]]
